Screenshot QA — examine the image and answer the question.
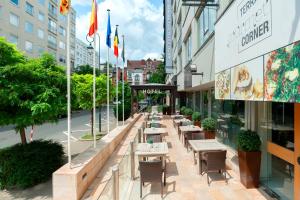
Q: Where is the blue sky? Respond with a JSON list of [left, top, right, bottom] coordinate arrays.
[[72, 0, 164, 62]]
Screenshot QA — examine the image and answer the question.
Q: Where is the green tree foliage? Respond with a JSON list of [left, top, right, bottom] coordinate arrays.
[[113, 82, 132, 120], [148, 61, 166, 84], [0, 54, 67, 144], [74, 64, 100, 76], [72, 74, 112, 135], [0, 37, 25, 67]]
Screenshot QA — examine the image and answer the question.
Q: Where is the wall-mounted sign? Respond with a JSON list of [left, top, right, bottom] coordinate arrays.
[[142, 89, 162, 94], [164, 0, 173, 74], [215, 0, 300, 102]]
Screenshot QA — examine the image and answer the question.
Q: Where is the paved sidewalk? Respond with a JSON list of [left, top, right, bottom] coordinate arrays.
[[129, 118, 271, 200]]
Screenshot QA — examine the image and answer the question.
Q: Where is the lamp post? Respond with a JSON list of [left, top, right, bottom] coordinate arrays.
[[86, 33, 102, 132]]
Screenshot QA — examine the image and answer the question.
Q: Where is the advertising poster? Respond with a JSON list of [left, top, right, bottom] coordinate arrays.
[[231, 57, 264, 101], [264, 42, 300, 102], [215, 69, 231, 100]]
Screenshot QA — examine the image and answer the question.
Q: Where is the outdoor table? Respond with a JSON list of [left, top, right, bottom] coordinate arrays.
[[179, 125, 203, 143], [143, 128, 168, 142], [135, 142, 169, 168], [188, 139, 227, 174], [171, 114, 184, 119], [149, 115, 163, 120], [174, 118, 191, 127], [147, 120, 162, 127]]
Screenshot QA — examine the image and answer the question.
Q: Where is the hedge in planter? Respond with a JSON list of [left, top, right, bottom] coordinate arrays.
[[113, 101, 131, 121], [180, 106, 186, 115], [202, 118, 217, 139], [184, 108, 193, 120], [192, 112, 201, 127], [0, 140, 64, 189]]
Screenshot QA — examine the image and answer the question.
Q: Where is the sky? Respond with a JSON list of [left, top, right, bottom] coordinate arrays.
[[72, 0, 164, 63]]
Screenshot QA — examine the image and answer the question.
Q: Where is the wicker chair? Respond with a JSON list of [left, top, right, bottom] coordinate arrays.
[[184, 131, 205, 150], [150, 122, 161, 128], [139, 160, 166, 198], [201, 150, 227, 185]]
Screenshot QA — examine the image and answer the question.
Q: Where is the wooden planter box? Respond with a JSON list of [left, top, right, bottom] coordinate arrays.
[[204, 130, 215, 139], [194, 121, 201, 127], [238, 150, 261, 188]]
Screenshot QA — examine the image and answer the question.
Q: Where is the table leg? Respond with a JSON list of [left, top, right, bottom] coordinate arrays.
[[198, 152, 202, 175]]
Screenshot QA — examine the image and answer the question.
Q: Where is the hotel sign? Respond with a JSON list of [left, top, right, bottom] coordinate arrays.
[[165, 0, 173, 74], [215, 0, 300, 102]]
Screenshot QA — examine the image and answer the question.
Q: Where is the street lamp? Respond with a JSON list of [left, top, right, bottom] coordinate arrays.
[[86, 33, 102, 132]]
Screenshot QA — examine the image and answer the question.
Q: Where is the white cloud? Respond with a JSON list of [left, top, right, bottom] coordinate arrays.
[[75, 0, 164, 63]]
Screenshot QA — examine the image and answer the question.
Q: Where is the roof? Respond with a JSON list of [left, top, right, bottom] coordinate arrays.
[[127, 59, 161, 70]]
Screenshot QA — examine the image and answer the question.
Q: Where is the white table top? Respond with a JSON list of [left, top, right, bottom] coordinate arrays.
[[179, 125, 203, 132], [174, 118, 191, 124], [144, 128, 167, 135], [135, 142, 168, 157], [189, 139, 227, 152], [147, 120, 161, 125]]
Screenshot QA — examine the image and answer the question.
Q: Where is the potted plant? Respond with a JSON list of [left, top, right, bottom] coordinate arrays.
[[184, 108, 193, 120], [180, 106, 186, 115], [237, 130, 262, 188], [202, 117, 217, 139], [192, 112, 201, 127], [162, 105, 171, 115]]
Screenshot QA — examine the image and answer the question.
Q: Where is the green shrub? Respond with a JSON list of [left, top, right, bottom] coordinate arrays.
[[237, 130, 261, 152], [157, 105, 163, 113], [202, 118, 217, 131], [180, 106, 186, 114], [184, 108, 193, 116], [0, 140, 64, 189], [192, 112, 201, 121], [113, 101, 131, 121]]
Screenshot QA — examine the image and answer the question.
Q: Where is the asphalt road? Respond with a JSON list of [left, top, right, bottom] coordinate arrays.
[[0, 105, 117, 150]]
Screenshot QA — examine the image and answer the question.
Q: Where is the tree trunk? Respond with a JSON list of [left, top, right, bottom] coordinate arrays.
[[20, 127, 27, 144], [91, 109, 94, 136]]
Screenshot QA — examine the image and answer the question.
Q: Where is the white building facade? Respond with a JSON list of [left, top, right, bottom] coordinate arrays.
[[75, 38, 99, 68]]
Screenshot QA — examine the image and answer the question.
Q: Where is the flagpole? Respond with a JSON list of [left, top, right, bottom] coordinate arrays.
[[122, 35, 125, 126], [107, 9, 110, 134], [93, 32, 97, 148], [66, 10, 72, 167]]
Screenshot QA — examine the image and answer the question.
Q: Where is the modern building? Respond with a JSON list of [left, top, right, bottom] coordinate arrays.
[[0, 0, 76, 67], [74, 38, 100, 68], [168, 0, 300, 199], [127, 58, 162, 85]]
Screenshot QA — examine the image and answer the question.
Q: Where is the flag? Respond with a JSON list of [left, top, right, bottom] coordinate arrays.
[[60, 0, 71, 15], [88, 0, 98, 36], [113, 26, 119, 57], [106, 11, 112, 48], [121, 36, 125, 62]]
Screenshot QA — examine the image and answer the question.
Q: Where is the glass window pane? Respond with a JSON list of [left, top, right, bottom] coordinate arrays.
[[9, 13, 19, 26], [25, 41, 33, 52], [25, 21, 33, 33], [25, 2, 34, 15], [10, 0, 19, 5], [38, 11, 44, 21], [8, 34, 18, 45]]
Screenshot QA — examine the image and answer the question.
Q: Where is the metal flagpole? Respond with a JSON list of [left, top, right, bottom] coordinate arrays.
[[66, 10, 72, 167], [107, 10, 110, 134], [116, 59, 118, 126], [93, 32, 97, 148], [122, 35, 125, 126]]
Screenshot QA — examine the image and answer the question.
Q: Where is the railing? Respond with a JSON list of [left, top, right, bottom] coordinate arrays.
[[97, 127, 143, 200]]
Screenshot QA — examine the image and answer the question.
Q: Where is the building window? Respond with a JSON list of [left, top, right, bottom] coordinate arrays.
[[198, 6, 217, 46], [25, 21, 33, 33], [10, 0, 19, 6], [134, 74, 140, 82], [59, 41, 65, 49], [25, 2, 34, 16], [48, 18, 57, 33], [38, 11, 44, 21], [8, 34, 18, 45], [186, 34, 192, 62], [37, 46, 44, 55], [59, 14, 67, 23], [48, 3, 57, 16], [37, 29, 44, 39], [25, 41, 33, 52], [9, 13, 19, 27], [0, 6, 2, 18], [48, 35, 57, 47], [58, 26, 66, 36], [38, 0, 45, 5]]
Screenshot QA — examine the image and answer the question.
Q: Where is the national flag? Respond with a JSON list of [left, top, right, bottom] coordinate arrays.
[[60, 0, 71, 15], [88, 0, 98, 37], [113, 26, 119, 57], [121, 35, 125, 62], [106, 11, 112, 48]]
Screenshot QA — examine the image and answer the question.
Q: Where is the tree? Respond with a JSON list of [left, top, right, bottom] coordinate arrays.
[[148, 61, 166, 84], [0, 54, 67, 144], [113, 82, 132, 120], [0, 37, 25, 67], [74, 64, 100, 76], [72, 74, 112, 135]]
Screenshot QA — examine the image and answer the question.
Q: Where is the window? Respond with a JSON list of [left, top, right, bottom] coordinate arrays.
[[37, 46, 44, 55], [25, 2, 34, 15], [25, 41, 33, 52], [48, 3, 57, 16], [9, 13, 19, 27], [186, 34, 192, 62], [59, 14, 67, 22], [37, 29, 44, 39], [48, 35, 57, 47], [48, 18, 57, 33], [10, 0, 19, 5], [38, 11, 44, 21], [25, 21, 33, 33], [8, 34, 18, 45], [0, 6, 2, 18], [59, 41, 65, 49], [134, 74, 140, 82], [38, 0, 45, 5], [58, 26, 66, 36], [198, 6, 217, 46]]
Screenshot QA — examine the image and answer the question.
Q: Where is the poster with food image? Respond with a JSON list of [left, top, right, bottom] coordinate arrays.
[[231, 57, 264, 101], [264, 41, 300, 102], [215, 69, 231, 99]]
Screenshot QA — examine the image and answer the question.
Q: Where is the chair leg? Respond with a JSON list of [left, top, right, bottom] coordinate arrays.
[[140, 180, 142, 198], [207, 173, 210, 186], [161, 181, 163, 198], [224, 170, 228, 184]]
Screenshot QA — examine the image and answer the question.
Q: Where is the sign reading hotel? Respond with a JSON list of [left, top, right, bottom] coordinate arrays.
[[215, 0, 300, 102], [164, 0, 173, 74]]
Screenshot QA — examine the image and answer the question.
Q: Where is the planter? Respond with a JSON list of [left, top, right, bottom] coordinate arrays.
[[186, 115, 192, 121], [238, 150, 261, 188], [194, 121, 201, 127], [204, 130, 215, 139]]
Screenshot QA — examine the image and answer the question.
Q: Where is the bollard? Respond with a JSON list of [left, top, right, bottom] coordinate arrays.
[[112, 165, 119, 200], [130, 141, 135, 180]]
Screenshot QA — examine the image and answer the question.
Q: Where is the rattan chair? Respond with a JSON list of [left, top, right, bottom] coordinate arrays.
[[150, 122, 161, 128], [139, 160, 166, 198], [201, 150, 227, 185]]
